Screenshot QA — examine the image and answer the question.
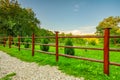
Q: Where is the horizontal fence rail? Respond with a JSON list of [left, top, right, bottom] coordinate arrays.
[[59, 45, 104, 50], [0, 28, 120, 76], [58, 35, 104, 38], [110, 36, 120, 38]]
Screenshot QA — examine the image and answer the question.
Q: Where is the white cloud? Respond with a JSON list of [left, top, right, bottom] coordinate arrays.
[[61, 30, 81, 35], [60, 26, 96, 35], [79, 26, 96, 34]]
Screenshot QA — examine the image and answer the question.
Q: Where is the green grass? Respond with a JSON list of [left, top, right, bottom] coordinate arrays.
[[0, 44, 120, 80], [0, 72, 16, 80]]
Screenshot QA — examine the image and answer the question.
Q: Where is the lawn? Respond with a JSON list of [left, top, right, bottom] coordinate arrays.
[[0, 44, 120, 80]]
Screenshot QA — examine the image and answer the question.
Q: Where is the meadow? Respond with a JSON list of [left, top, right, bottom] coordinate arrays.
[[0, 41, 120, 80]]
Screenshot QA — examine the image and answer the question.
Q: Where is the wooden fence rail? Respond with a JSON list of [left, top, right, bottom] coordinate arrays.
[[0, 28, 120, 76]]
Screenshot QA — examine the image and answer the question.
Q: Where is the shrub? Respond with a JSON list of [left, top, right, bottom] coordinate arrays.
[[64, 39, 75, 55], [89, 39, 96, 46], [40, 38, 49, 51], [24, 37, 31, 48], [84, 38, 99, 46]]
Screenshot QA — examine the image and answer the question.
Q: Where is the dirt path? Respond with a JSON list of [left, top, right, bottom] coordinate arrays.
[[0, 51, 84, 80]]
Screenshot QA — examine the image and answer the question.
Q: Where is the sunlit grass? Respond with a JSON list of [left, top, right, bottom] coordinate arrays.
[[0, 44, 120, 80], [0, 72, 16, 80]]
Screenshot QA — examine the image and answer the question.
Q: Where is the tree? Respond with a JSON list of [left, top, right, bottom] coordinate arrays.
[[0, 0, 40, 36], [96, 16, 120, 35], [96, 16, 120, 44]]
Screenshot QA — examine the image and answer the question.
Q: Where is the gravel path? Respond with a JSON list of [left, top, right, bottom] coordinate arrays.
[[0, 51, 84, 80]]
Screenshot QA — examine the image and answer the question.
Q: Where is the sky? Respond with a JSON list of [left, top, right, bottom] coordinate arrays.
[[18, 0, 120, 34]]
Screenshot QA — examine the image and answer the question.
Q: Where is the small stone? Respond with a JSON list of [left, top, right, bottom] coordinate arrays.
[[0, 51, 84, 80]]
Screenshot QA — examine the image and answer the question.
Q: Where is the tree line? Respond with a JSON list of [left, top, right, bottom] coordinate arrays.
[[0, 0, 54, 37]]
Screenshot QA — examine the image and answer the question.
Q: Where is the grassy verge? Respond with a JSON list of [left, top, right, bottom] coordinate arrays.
[[0, 72, 16, 80], [0, 45, 120, 80]]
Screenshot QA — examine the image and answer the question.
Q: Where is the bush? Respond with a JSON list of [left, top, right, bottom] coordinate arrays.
[[64, 39, 75, 55], [84, 38, 99, 46], [89, 39, 96, 46], [24, 38, 31, 48], [40, 38, 49, 51]]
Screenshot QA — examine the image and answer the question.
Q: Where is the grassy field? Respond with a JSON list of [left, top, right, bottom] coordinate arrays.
[[0, 44, 120, 80]]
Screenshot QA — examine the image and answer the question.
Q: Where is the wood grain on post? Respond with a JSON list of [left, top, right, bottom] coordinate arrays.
[[104, 28, 111, 76], [32, 33, 35, 56], [55, 31, 59, 62]]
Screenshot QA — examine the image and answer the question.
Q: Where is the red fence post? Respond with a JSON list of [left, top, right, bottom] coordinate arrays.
[[55, 31, 59, 62], [104, 28, 111, 75], [32, 33, 35, 56], [18, 35, 20, 51], [9, 36, 11, 48]]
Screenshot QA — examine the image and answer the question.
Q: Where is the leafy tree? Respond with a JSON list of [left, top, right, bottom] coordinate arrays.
[[96, 16, 120, 44], [0, 0, 55, 38], [0, 0, 40, 36], [96, 16, 120, 35]]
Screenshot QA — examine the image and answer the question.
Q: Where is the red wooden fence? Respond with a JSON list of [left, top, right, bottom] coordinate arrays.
[[0, 28, 120, 76], [104, 28, 110, 75]]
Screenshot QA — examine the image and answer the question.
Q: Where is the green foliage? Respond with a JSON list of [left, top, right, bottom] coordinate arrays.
[[89, 39, 97, 46], [59, 32, 65, 43], [24, 37, 31, 48], [0, 0, 40, 36], [85, 38, 99, 46], [0, 34, 6, 44], [89, 40, 97, 46], [64, 39, 75, 55], [0, 0, 55, 38], [0, 38, 3, 44], [40, 38, 49, 51], [6, 40, 9, 45], [110, 38, 120, 44], [0, 72, 16, 80], [96, 16, 120, 35], [13, 37, 18, 46], [39, 28, 54, 36], [74, 38, 86, 45]]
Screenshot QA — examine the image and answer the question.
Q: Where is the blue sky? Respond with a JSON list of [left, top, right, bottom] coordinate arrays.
[[18, 0, 120, 34]]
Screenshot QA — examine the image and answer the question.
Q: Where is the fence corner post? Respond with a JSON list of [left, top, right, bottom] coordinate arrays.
[[32, 33, 35, 56], [55, 31, 59, 62], [103, 28, 111, 76], [18, 35, 20, 51]]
